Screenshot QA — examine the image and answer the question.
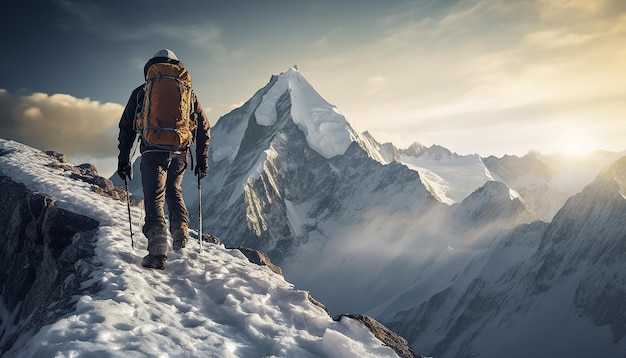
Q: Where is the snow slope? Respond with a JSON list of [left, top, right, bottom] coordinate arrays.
[[400, 150, 494, 205], [0, 139, 400, 358]]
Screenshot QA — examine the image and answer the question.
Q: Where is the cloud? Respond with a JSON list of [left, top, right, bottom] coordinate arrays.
[[55, 0, 102, 29], [536, 0, 609, 20], [118, 23, 224, 52], [365, 76, 386, 96], [54, 0, 225, 53], [299, 0, 626, 156], [522, 28, 597, 48], [0, 90, 123, 159]]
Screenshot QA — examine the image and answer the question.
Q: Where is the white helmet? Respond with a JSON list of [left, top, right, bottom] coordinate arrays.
[[152, 48, 178, 61]]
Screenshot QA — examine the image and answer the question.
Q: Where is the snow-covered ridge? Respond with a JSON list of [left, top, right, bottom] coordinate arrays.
[[400, 152, 494, 205], [0, 139, 408, 357], [255, 67, 356, 159]]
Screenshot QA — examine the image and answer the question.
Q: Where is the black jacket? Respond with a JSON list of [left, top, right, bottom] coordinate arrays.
[[117, 59, 210, 170]]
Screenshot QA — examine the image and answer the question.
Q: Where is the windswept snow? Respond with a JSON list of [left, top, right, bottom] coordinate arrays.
[[285, 199, 316, 237], [210, 115, 249, 163], [0, 140, 398, 358], [255, 67, 355, 159], [400, 153, 494, 204]]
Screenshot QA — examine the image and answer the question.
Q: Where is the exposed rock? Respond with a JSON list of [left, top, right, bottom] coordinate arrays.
[[200, 233, 222, 245], [43, 152, 142, 207], [0, 176, 101, 354], [236, 246, 283, 275], [306, 292, 330, 316], [334, 314, 425, 358], [44, 150, 67, 163]]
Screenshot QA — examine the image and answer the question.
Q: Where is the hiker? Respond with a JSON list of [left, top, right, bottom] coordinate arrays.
[[117, 48, 210, 269]]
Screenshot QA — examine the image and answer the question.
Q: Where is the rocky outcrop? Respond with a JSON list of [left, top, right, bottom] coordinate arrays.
[[47, 151, 142, 207], [335, 314, 425, 358], [236, 246, 283, 275], [0, 175, 100, 354]]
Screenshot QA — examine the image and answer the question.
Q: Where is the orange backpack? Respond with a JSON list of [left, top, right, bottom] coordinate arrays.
[[136, 62, 196, 150]]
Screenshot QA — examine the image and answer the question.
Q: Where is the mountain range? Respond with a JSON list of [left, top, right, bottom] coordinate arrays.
[[375, 156, 626, 356], [113, 66, 624, 357], [137, 68, 626, 356]]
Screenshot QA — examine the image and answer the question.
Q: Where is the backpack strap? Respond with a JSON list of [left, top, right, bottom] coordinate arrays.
[[134, 89, 144, 133], [189, 147, 195, 172]]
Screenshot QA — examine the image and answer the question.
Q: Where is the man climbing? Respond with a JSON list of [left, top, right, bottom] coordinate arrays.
[[117, 48, 210, 270]]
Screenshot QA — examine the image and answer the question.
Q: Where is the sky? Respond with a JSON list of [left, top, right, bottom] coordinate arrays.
[[1, 0, 625, 177]]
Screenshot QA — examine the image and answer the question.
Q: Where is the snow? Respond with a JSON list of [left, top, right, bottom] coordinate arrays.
[[0, 139, 398, 358], [284, 199, 316, 237], [210, 117, 248, 163], [211, 108, 253, 163], [255, 68, 355, 159], [399, 153, 494, 204], [507, 187, 522, 201]]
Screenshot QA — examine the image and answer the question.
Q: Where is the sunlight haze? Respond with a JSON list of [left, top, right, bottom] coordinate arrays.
[[1, 0, 624, 176]]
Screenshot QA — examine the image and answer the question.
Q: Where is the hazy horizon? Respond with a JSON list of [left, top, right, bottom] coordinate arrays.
[[1, 0, 625, 176]]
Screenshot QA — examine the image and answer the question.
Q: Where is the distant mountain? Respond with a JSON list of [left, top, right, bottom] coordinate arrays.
[[358, 134, 623, 220], [376, 157, 626, 357], [483, 151, 624, 220], [450, 181, 537, 238]]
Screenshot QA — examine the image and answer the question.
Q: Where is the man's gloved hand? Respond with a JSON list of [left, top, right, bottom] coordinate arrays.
[[194, 163, 207, 179], [117, 155, 132, 180]]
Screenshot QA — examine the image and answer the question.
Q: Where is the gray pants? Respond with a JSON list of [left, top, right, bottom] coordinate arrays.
[[140, 150, 189, 256]]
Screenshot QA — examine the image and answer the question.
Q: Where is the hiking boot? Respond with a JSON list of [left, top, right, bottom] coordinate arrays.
[[144, 221, 169, 256], [171, 224, 189, 251], [142, 254, 167, 270], [173, 236, 188, 251]]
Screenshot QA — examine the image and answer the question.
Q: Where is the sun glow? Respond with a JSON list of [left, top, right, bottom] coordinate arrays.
[[559, 132, 596, 156]]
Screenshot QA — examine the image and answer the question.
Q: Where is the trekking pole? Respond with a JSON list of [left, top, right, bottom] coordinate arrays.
[[124, 177, 135, 249], [198, 175, 203, 253]]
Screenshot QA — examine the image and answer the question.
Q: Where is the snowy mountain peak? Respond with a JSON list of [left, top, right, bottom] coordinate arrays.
[[463, 181, 524, 205], [400, 143, 455, 161], [424, 144, 455, 160], [454, 180, 537, 228], [254, 67, 357, 159], [402, 142, 426, 157]]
